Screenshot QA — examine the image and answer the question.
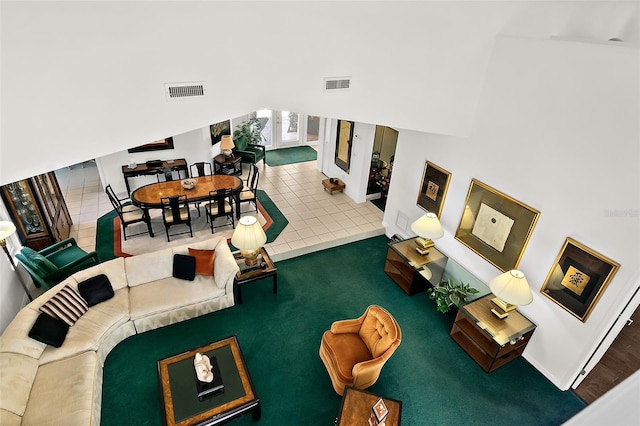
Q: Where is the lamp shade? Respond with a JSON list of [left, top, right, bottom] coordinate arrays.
[[489, 269, 533, 306], [0, 221, 16, 241], [220, 135, 235, 150], [231, 216, 266, 250], [410, 212, 444, 240]]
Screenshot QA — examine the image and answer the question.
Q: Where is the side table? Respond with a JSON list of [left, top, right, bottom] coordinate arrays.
[[336, 386, 402, 426], [233, 247, 277, 304], [322, 178, 345, 194], [384, 239, 448, 295], [450, 295, 536, 372], [213, 154, 242, 176]]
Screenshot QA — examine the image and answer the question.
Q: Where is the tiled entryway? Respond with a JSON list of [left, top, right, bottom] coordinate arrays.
[[55, 156, 385, 261]]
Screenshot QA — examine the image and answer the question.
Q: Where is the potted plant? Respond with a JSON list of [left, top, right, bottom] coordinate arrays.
[[428, 279, 479, 314], [232, 118, 264, 148]]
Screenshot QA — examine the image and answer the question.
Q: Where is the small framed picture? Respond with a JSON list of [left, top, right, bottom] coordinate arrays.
[[416, 161, 451, 218], [128, 137, 174, 153], [540, 237, 620, 322]]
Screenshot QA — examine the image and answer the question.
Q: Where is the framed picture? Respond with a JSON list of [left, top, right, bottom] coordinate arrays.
[[335, 120, 354, 173], [416, 161, 451, 218], [128, 137, 174, 153], [540, 237, 620, 322], [210, 120, 231, 144], [454, 179, 540, 272]]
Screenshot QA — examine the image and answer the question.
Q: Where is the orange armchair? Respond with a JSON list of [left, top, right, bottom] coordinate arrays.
[[319, 305, 402, 395]]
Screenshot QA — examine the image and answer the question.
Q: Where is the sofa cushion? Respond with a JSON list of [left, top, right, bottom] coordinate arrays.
[[129, 276, 224, 321], [0, 352, 39, 417], [72, 257, 128, 291], [78, 274, 115, 306], [0, 409, 21, 426], [0, 307, 47, 359], [125, 248, 174, 287], [28, 313, 69, 348], [38, 288, 130, 365], [22, 351, 100, 426], [39, 285, 88, 326], [188, 248, 215, 276], [173, 254, 196, 281]]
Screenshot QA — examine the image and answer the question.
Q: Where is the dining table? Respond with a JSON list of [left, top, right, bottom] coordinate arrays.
[[130, 175, 244, 221]]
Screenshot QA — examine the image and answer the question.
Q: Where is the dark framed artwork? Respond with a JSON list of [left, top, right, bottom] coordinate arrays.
[[128, 138, 174, 153], [210, 120, 231, 144], [416, 161, 451, 218], [454, 179, 540, 272], [335, 119, 354, 173], [540, 237, 620, 322]]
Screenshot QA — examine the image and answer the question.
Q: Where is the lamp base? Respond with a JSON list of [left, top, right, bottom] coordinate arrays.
[[414, 237, 434, 255], [491, 308, 509, 319], [222, 149, 234, 158], [491, 297, 517, 312], [240, 248, 261, 266]]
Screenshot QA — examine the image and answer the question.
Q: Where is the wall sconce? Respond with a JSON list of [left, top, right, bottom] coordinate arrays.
[[410, 212, 444, 255], [489, 269, 532, 318], [231, 216, 267, 266]]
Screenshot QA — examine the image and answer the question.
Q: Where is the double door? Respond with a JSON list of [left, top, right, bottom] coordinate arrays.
[[1, 172, 72, 250]]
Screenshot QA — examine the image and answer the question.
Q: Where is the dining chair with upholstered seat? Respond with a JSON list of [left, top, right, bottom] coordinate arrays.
[[190, 162, 213, 178], [319, 305, 402, 396], [239, 164, 259, 213], [205, 188, 235, 233], [161, 194, 193, 242], [105, 184, 154, 239]]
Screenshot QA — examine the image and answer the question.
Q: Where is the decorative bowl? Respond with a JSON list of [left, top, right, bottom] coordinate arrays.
[[181, 179, 196, 190]]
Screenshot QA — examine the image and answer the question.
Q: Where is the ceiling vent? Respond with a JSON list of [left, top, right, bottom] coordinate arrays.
[[324, 77, 351, 92], [165, 82, 206, 100]]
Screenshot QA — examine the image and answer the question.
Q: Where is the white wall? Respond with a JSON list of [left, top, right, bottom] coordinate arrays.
[[384, 36, 640, 390], [2, 1, 638, 184]]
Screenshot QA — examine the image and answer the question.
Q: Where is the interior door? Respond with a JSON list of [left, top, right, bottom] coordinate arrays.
[[256, 109, 305, 149]]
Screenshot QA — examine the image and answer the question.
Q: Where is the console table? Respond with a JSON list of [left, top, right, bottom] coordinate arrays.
[[121, 158, 188, 195], [384, 239, 448, 295], [450, 295, 536, 372]]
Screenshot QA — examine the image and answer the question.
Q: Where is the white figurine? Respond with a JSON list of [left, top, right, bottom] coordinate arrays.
[[194, 352, 214, 382]]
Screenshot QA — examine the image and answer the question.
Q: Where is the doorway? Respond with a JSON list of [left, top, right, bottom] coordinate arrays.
[[367, 126, 398, 210], [255, 109, 322, 150]]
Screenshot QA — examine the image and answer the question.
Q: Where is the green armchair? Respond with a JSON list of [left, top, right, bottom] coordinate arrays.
[[233, 137, 265, 166], [15, 238, 99, 290], [232, 118, 266, 166]]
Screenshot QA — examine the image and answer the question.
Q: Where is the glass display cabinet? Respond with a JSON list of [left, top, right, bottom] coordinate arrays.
[[1, 172, 71, 250]]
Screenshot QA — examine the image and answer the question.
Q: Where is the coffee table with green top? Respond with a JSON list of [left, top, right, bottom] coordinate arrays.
[[157, 335, 260, 426]]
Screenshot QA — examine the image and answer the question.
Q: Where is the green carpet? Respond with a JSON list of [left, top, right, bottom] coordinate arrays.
[[265, 146, 317, 167], [95, 191, 288, 261], [101, 236, 585, 425]]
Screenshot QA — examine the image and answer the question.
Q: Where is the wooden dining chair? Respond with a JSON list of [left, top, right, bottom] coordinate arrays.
[[105, 184, 153, 239], [190, 162, 213, 178], [161, 194, 193, 242], [205, 188, 235, 233], [239, 164, 259, 213]]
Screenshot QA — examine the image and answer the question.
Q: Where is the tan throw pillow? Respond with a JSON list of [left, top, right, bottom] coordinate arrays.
[[40, 285, 88, 326], [188, 248, 216, 276]]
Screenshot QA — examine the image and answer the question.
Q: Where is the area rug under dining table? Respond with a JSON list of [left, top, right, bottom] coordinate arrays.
[[96, 190, 288, 261]]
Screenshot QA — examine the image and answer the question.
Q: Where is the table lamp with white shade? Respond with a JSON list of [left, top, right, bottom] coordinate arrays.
[[231, 216, 267, 266], [410, 212, 444, 255], [489, 269, 533, 318]]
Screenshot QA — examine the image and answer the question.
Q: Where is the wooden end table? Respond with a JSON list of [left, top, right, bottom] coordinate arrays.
[[213, 154, 242, 176], [322, 178, 345, 194], [233, 247, 277, 304], [336, 386, 402, 426]]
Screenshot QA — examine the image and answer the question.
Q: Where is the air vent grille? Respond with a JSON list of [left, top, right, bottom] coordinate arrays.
[[165, 82, 206, 100], [324, 77, 351, 91]]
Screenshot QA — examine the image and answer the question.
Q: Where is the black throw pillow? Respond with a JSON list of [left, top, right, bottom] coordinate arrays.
[[173, 254, 196, 281], [78, 274, 115, 307], [28, 312, 70, 348]]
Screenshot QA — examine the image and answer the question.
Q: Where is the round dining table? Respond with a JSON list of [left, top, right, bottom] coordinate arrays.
[[131, 175, 244, 220]]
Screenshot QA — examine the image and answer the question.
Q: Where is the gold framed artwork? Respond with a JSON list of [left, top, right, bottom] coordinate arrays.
[[454, 179, 540, 272], [416, 161, 451, 218], [128, 138, 174, 153], [540, 237, 620, 322]]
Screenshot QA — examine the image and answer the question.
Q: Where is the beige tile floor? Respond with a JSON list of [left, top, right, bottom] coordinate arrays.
[[55, 157, 385, 262]]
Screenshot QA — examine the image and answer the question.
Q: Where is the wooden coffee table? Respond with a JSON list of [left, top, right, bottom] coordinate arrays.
[[322, 178, 345, 194], [336, 386, 402, 425], [157, 336, 260, 425]]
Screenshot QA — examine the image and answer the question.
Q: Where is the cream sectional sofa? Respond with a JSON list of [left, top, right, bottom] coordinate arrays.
[[0, 236, 239, 425]]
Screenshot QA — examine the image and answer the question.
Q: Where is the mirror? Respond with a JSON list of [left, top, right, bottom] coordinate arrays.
[[335, 120, 354, 173]]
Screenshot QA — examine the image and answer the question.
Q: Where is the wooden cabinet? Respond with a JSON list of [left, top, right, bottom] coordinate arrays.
[[1, 172, 71, 250], [450, 295, 536, 372], [384, 239, 447, 295]]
